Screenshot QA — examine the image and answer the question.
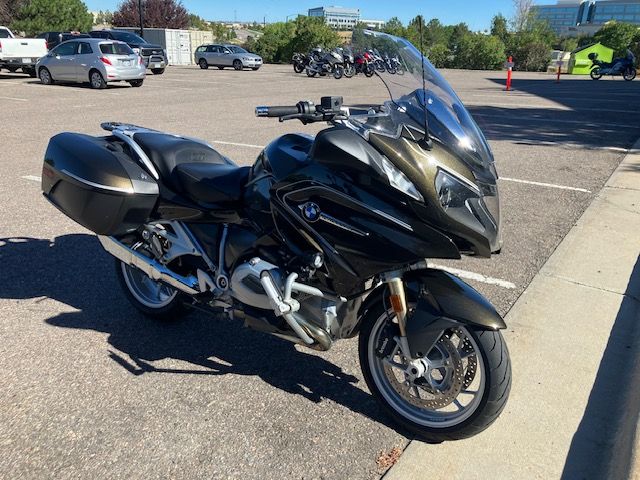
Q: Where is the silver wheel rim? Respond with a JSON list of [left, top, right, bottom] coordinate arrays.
[[234, 61, 242, 70], [368, 310, 485, 428], [40, 69, 50, 84], [91, 72, 103, 88], [121, 244, 178, 309]]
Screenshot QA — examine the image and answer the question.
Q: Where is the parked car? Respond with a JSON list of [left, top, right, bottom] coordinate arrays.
[[89, 30, 167, 74], [194, 44, 262, 71], [37, 31, 91, 50], [36, 38, 146, 89], [0, 26, 48, 76]]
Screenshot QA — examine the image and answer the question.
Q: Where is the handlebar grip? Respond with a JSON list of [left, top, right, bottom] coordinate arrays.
[[255, 105, 300, 118]]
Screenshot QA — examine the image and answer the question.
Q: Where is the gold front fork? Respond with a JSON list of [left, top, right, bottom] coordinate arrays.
[[386, 276, 408, 337]]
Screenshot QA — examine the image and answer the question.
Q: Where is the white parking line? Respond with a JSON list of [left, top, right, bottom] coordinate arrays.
[[212, 140, 265, 149], [500, 177, 591, 193], [22, 175, 41, 182], [429, 264, 517, 289], [0, 95, 27, 102], [464, 101, 640, 115]]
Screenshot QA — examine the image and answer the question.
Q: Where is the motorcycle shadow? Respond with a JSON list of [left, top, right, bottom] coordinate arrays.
[[0, 234, 404, 434]]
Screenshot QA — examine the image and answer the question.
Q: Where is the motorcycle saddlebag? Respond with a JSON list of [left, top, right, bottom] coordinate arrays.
[[41, 132, 159, 236]]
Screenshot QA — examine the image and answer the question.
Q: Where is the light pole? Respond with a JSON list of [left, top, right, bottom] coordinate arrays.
[[138, 0, 144, 38]]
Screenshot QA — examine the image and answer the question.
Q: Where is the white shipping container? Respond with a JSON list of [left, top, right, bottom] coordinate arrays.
[[189, 30, 214, 62], [117, 27, 193, 65]]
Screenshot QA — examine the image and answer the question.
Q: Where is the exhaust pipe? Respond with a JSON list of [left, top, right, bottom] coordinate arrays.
[[97, 235, 201, 295]]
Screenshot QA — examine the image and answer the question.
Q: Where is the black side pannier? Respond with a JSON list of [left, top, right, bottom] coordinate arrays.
[[42, 133, 159, 236]]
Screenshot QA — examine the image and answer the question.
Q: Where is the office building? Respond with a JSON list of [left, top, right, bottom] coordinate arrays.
[[308, 6, 361, 30], [534, 0, 640, 35]]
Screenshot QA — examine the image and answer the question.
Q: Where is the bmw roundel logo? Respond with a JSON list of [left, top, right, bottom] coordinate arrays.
[[301, 202, 321, 222]]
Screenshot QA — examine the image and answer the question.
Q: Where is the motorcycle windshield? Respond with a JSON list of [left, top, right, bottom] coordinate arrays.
[[348, 29, 494, 172]]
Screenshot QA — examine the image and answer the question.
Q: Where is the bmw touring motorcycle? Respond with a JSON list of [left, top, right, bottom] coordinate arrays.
[[41, 30, 510, 442]]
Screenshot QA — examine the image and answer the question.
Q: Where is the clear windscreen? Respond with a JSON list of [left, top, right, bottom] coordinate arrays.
[[348, 29, 494, 170]]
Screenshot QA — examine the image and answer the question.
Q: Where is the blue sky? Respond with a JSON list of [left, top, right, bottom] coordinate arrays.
[[85, 0, 516, 31]]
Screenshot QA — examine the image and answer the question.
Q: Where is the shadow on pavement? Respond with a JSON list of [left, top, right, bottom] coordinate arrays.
[[471, 77, 640, 150], [0, 234, 403, 434], [561, 255, 640, 480]]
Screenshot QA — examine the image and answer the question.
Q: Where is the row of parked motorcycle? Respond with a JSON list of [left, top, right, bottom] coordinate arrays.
[[292, 47, 404, 79]]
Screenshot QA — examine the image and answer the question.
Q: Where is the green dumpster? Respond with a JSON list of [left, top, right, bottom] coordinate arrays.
[[569, 43, 614, 75]]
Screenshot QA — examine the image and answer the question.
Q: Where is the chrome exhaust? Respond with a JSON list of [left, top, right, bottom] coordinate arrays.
[[97, 235, 200, 295]]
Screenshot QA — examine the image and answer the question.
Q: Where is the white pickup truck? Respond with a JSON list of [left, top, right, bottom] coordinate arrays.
[[0, 26, 48, 76]]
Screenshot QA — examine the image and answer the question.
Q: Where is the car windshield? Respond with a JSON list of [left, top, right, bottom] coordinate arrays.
[[228, 46, 247, 54], [346, 29, 494, 170], [100, 43, 134, 55], [112, 31, 145, 44]]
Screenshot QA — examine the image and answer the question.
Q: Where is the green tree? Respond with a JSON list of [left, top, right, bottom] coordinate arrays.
[[427, 43, 450, 68], [254, 16, 339, 63], [189, 13, 209, 31], [383, 16, 405, 37], [0, 0, 26, 25], [457, 34, 505, 70], [11, 0, 92, 36], [211, 22, 226, 40], [491, 14, 510, 45], [593, 21, 640, 57]]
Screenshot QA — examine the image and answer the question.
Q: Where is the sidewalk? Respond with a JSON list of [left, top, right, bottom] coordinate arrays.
[[384, 141, 640, 480]]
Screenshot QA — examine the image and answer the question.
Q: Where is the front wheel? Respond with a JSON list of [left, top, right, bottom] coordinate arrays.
[[233, 60, 243, 71], [344, 64, 355, 78], [293, 62, 305, 73], [359, 303, 511, 442], [623, 67, 636, 81], [333, 66, 344, 79], [590, 67, 602, 80]]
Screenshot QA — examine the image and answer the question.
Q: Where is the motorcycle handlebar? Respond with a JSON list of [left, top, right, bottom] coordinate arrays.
[[255, 105, 301, 118]]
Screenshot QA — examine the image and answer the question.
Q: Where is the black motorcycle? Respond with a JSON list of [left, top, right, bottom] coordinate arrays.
[[41, 30, 510, 442], [292, 52, 310, 74], [589, 50, 636, 81], [305, 48, 345, 79]]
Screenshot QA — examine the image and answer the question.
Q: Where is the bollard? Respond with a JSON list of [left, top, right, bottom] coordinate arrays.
[[556, 65, 561, 83], [506, 56, 514, 91]]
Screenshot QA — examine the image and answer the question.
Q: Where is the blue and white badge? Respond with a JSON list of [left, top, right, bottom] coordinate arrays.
[[301, 202, 321, 222]]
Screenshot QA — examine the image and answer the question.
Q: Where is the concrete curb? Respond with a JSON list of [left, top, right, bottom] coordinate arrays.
[[383, 140, 640, 480]]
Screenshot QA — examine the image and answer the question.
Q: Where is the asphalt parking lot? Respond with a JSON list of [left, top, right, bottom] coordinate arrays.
[[1, 64, 639, 479]]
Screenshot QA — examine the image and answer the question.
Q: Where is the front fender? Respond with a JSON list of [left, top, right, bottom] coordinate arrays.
[[358, 268, 506, 357]]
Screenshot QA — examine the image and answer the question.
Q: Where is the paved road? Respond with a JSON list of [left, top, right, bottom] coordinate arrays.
[[1, 65, 639, 479]]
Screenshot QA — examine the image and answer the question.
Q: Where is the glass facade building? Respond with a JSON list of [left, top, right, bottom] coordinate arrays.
[[534, 0, 640, 34], [308, 6, 361, 30]]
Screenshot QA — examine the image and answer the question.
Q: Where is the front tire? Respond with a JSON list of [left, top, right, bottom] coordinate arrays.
[[115, 244, 188, 321], [233, 60, 243, 71], [590, 67, 602, 80], [333, 66, 344, 79], [39, 67, 54, 85], [358, 302, 511, 442], [623, 67, 636, 81]]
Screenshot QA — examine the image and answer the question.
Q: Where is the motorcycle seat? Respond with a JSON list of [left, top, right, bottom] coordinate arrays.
[[133, 132, 233, 193], [175, 162, 250, 206]]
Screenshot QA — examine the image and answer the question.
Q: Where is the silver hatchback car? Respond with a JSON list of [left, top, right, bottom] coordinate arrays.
[[36, 38, 146, 89], [195, 44, 263, 71]]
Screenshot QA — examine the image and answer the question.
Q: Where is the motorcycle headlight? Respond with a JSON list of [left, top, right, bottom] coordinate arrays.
[[381, 156, 424, 202], [435, 169, 480, 212]]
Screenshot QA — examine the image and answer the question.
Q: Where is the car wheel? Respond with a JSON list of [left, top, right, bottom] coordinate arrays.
[[128, 79, 144, 87], [39, 67, 54, 85], [233, 59, 243, 71], [151, 68, 165, 75], [217, 66, 224, 70], [199, 58, 208, 69], [89, 69, 107, 89]]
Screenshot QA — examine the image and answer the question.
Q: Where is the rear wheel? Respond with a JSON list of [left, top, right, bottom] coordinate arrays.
[[116, 242, 188, 321], [151, 68, 165, 75], [359, 302, 511, 442], [233, 60, 243, 71], [623, 67, 636, 81], [590, 67, 602, 80], [39, 67, 54, 85], [129, 79, 144, 87], [293, 62, 305, 73], [199, 58, 209, 69], [89, 69, 107, 89]]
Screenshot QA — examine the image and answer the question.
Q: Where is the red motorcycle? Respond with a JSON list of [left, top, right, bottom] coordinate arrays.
[[355, 51, 375, 77]]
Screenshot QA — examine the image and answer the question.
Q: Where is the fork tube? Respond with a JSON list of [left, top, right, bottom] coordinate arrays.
[[387, 277, 408, 337]]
